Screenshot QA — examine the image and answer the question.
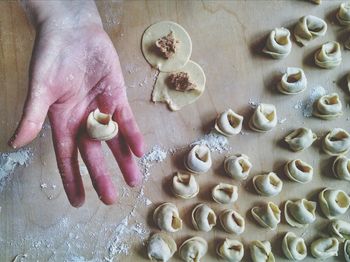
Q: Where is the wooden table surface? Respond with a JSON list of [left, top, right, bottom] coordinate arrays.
[[1, 0, 350, 261]]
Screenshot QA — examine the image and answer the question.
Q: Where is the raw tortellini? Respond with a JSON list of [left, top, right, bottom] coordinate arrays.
[[217, 238, 244, 262], [329, 219, 350, 241], [252, 172, 283, 196], [284, 199, 317, 227], [322, 128, 350, 156], [179, 236, 208, 262], [191, 203, 216, 232], [332, 155, 350, 181], [86, 108, 118, 141], [345, 240, 350, 262], [251, 202, 281, 230], [314, 41, 342, 69], [337, 2, 350, 26], [171, 172, 199, 199], [319, 188, 350, 219], [212, 183, 238, 204], [250, 240, 275, 262], [282, 232, 307, 261], [224, 154, 252, 180], [263, 27, 292, 59], [278, 67, 307, 95], [294, 15, 327, 46], [310, 237, 339, 259], [219, 209, 245, 235], [249, 103, 277, 132], [284, 159, 313, 183], [185, 144, 212, 173], [214, 109, 243, 136], [284, 127, 317, 152], [313, 93, 343, 120], [153, 203, 183, 232], [147, 232, 177, 261]]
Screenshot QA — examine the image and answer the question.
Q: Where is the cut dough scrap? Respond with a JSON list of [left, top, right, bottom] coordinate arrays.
[[212, 183, 238, 204], [184, 144, 212, 173], [141, 21, 192, 72], [171, 172, 199, 199], [278, 67, 307, 95], [249, 103, 277, 132], [251, 202, 281, 230], [217, 238, 244, 262], [214, 109, 243, 136], [294, 15, 327, 46], [152, 60, 206, 111], [250, 240, 275, 262], [284, 159, 313, 184], [313, 93, 343, 120], [191, 203, 216, 232], [153, 203, 183, 232], [282, 232, 307, 261], [311, 237, 339, 259], [322, 128, 350, 156], [179, 236, 208, 262], [219, 209, 245, 235], [284, 199, 317, 228], [263, 27, 292, 59], [284, 127, 317, 152], [224, 154, 252, 180], [337, 2, 350, 25], [319, 188, 350, 219], [314, 41, 342, 69], [345, 240, 350, 262], [332, 155, 350, 181], [252, 172, 283, 197], [329, 219, 350, 241], [86, 108, 118, 141], [147, 232, 177, 261]]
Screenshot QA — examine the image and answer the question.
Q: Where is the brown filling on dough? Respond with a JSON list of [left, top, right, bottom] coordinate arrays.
[[155, 31, 179, 59], [168, 72, 196, 91]]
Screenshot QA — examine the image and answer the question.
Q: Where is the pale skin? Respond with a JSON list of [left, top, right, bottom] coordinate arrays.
[[9, 0, 145, 207]]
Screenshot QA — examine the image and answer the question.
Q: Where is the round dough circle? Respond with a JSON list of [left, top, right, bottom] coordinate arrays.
[[141, 21, 192, 72]]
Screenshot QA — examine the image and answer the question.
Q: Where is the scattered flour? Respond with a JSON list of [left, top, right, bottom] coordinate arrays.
[[278, 117, 287, 124], [191, 131, 229, 153], [248, 98, 259, 108], [303, 86, 326, 117], [138, 146, 167, 182]]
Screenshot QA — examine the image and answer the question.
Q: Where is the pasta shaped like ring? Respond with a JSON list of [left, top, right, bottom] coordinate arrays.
[[219, 209, 245, 235], [214, 109, 244, 136], [171, 172, 199, 199], [282, 232, 307, 261], [313, 93, 343, 120], [337, 2, 350, 26], [311, 237, 339, 259], [250, 240, 275, 262], [332, 155, 350, 181], [322, 128, 350, 156], [294, 15, 327, 46], [284, 199, 317, 228], [153, 202, 183, 232], [147, 232, 177, 261], [179, 236, 208, 262], [224, 154, 252, 180], [184, 144, 212, 173], [217, 238, 244, 262], [252, 172, 283, 196], [251, 202, 281, 230], [278, 67, 307, 95], [284, 127, 317, 152], [329, 219, 350, 241], [86, 108, 118, 141], [191, 203, 216, 232], [249, 103, 277, 132], [314, 41, 342, 69], [319, 188, 350, 219], [263, 27, 292, 59], [212, 183, 238, 204], [284, 159, 313, 183]]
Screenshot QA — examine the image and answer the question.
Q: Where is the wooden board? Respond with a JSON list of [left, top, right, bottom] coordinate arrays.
[[1, 0, 350, 261]]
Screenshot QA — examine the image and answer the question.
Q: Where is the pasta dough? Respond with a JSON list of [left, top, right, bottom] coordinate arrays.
[[319, 188, 350, 219], [86, 108, 118, 141], [191, 203, 216, 232], [251, 202, 281, 230], [147, 232, 177, 261], [250, 240, 275, 262], [313, 93, 343, 120], [284, 199, 316, 228], [314, 41, 342, 69], [141, 21, 192, 72], [284, 159, 313, 183], [263, 28, 292, 59], [332, 155, 350, 181], [282, 232, 307, 261], [219, 209, 245, 235], [310, 237, 339, 259], [337, 2, 350, 25], [153, 203, 183, 232], [294, 15, 327, 46], [322, 128, 350, 156], [249, 103, 277, 132], [252, 172, 283, 196], [278, 67, 307, 95], [284, 127, 317, 152], [214, 109, 243, 136], [224, 154, 252, 180], [184, 144, 212, 173], [217, 238, 244, 262], [171, 172, 199, 199], [345, 240, 350, 262], [329, 219, 350, 241], [179, 236, 207, 262], [212, 183, 238, 204]]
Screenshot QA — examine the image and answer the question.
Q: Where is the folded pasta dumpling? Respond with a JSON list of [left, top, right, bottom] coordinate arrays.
[[219, 209, 245, 235], [86, 108, 118, 141], [278, 67, 307, 95], [322, 128, 350, 156], [250, 240, 275, 262], [212, 183, 238, 204], [224, 154, 252, 180], [214, 109, 244, 136], [345, 240, 350, 262], [284, 159, 313, 183], [319, 188, 350, 219], [337, 2, 350, 25], [217, 238, 244, 262], [294, 15, 327, 46], [284, 199, 317, 228], [153, 202, 183, 232], [179, 236, 208, 262], [332, 155, 350, 181], [147, 232, 177, 261], [249, 103, 277, 132], [329, 219, 350, 241], [252, 172, 283, 196], [311, 237, 339, 259], [314, 41, 342, 69], [185, 144, 212, 173], [282, 232, 307, 261], [171, 172, 199, 199], [251, 202, 281, 230], [263, 27, 292, 59], [313, 93, 343, 120], [284, 127, 317, 152], [191, 203, 216, 232]]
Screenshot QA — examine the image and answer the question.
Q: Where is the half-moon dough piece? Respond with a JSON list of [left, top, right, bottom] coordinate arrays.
[[141, 21, 192, 72]]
